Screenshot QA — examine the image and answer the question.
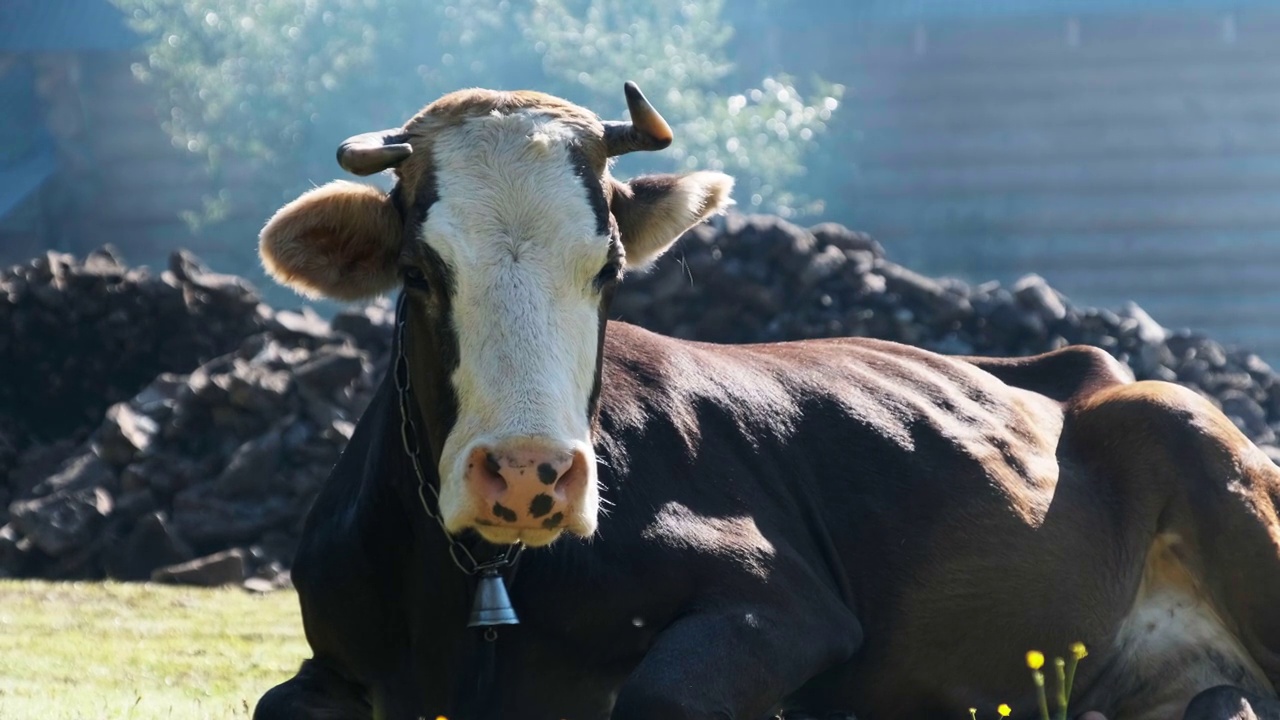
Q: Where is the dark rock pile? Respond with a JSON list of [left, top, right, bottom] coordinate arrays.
[[1, 299, 392, 586], [3, 213, 1279, 585], [0, 248, 269, 480]]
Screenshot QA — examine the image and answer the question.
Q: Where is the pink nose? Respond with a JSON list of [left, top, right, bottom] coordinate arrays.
[[464, 441, 587, 530]]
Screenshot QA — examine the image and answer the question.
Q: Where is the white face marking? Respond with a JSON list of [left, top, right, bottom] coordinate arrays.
[[423, 110, 607, 538]]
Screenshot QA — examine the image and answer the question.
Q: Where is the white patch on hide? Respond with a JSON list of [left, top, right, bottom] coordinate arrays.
[[1101, 533, 1273, 720]]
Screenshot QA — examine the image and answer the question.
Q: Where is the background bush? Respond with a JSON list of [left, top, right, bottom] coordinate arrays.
[[115, 0, 842, 258]]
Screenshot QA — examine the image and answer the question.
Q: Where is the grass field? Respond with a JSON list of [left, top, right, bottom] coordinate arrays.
[[0, 580, 307, 719]]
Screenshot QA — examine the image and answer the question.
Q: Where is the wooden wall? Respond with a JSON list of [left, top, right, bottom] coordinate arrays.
[[827, 8, 1280, 358], [1, 52, 267, 279], [79, 54, 270, 273]]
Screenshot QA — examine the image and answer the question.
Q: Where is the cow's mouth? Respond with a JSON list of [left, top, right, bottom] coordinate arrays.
[[472, 525, 567, 548]]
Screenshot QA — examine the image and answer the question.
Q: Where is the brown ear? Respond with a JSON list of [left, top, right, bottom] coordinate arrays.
[[610, 171, 734, 269], [259, 181, 402, 301]]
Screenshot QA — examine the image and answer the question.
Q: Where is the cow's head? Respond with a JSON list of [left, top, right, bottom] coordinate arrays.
[[259, 83, 732, 547]]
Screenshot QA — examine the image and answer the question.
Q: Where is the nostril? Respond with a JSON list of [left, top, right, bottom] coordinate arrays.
[[468, 447, 508, 500], [553, 451, 588, 500]]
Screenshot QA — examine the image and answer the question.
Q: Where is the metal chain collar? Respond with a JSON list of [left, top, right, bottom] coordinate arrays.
[[393, 293, 523, 576]]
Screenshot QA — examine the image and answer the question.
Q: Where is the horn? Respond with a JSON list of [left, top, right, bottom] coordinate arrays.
[[335, 128, 413, 176], [603, 81, 674, 157]]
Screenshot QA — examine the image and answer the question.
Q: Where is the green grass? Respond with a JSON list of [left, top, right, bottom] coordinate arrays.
[[0, 580, 308, 719]]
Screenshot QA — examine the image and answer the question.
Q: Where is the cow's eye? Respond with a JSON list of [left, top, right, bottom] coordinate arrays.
[[593, 261, 622, 289], [403, 267, 430, 290]]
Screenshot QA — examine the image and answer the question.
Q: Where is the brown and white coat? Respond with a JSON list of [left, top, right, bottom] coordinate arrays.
[[253, 83, 1280, 720]]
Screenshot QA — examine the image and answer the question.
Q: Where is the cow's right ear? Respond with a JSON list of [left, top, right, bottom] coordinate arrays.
[[259, 180, 402, 301]]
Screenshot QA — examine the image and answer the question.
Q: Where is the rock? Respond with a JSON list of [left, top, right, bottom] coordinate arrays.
[[242, 576, 279, 593], [1243, 354, 1275, 383], [271, 307, 331, 341], [7, 439, 78, 500], [29, 451, 116, 497], [96, 402, 161, 466], [1, 247, 268, 451], [294, 348, 365, 391], [112, 489, 159, 520], [1012, 274, 1068, 322], [120, 455, 201, 498], [1118, 302, 1168, 346], [1221, 390, 1271, 442], [132, 373, 187, 416], [218, 361, 294, 414], [0, 524, 29, 577], [798, 245, 847, 289], [151, 547, 247, 587], [1199, 341, 1229, 369], [213, 430, 284, 499], [81, 246, 125, 277], [171, 486, 294, 546], [879, 262, 972, 322], [9, 486, 113, 556], [331, 299, 394, 350], [809, 222, 885, 258], [105, 511, 195, 581]]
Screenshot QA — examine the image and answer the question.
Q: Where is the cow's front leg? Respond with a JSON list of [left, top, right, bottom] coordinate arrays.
[[255, 658, 371, 720], [611, 602, 861, 720]]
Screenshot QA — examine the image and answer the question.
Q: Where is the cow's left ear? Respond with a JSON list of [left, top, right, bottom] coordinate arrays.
[[610, 171, 734, 269]]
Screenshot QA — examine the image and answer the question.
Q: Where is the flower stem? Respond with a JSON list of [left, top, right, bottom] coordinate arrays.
[[1033, 670, 1050, 720], [1064, 654, 1081, 712], [1055, 658, 1067, 720]]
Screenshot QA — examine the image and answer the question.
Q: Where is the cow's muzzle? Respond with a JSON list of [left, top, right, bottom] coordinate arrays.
[[462, 438, 592, 543]]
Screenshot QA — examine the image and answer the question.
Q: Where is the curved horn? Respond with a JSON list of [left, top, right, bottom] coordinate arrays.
[[603, 81, 673, 157], [336, 129, 413, 176]]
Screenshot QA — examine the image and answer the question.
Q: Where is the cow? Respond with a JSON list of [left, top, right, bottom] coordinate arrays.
[[251, 82, 1280, 720]]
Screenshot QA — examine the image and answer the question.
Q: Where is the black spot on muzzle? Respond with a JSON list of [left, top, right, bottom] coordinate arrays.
[[492, 503, 518, 523], [536, 463, 558, 485], [528, 494, 554, 519]]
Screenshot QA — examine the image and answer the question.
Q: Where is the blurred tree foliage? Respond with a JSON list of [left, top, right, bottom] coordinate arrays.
[[115, 0, 841, 248], [529, 0, 842, 217]]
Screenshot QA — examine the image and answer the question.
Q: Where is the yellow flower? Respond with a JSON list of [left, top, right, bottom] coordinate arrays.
[[1026, 650, 1045, 670], [1070, 642, 1088, 659], [969, 708, 977, 720], [998, 703, 1012, 717]]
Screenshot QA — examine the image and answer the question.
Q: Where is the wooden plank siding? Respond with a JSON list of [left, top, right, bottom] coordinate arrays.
[[830, 8, 1280, 359], [42, 54, 266, 270]]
